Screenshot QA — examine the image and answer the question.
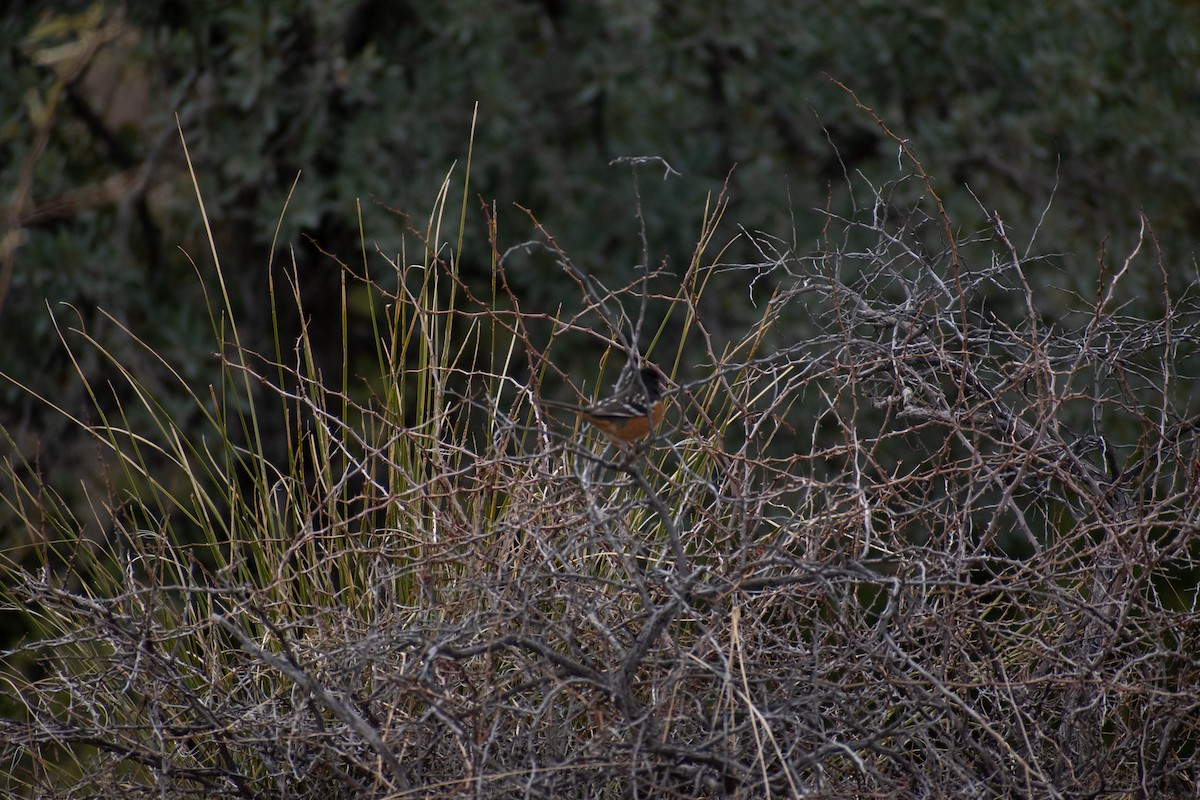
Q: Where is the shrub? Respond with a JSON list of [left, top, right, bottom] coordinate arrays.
[[2, 134, 1198, 798]]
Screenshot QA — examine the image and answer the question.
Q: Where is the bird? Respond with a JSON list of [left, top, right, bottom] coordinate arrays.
[[541, 365, 667, 443]]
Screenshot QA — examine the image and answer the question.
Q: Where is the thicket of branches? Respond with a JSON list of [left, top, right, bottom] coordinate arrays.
[[2, 159, 1199, 798]]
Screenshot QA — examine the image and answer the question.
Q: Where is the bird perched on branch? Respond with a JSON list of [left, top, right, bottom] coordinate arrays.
[[540, 364, 667, 443]]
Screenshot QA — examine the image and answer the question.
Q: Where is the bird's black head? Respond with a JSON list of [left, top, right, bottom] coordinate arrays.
[[636, 366, 665, 399]]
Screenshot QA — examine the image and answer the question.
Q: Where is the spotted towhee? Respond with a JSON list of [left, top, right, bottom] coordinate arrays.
[[542, 365, 667, 443]]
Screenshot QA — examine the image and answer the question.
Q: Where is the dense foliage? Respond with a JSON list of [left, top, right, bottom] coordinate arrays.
[[2, 1, 1199, 796]]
